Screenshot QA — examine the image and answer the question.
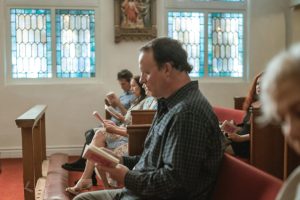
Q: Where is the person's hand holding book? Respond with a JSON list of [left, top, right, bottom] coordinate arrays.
[[97, 163, 129, 187], [105, 105, 125, 122], [83, 145, 121, 168], [105, 124, 118, 134], [106, 92, 120, 108], [93, 111, 109, 127], [220, 120, 246, 142]]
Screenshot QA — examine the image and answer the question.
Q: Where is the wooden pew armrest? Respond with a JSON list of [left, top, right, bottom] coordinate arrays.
[[131, 110, 156, 125]]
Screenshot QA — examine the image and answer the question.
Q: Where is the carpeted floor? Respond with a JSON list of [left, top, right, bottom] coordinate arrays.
[[0, 157, 105, 200], [0, 158, 24, 200]]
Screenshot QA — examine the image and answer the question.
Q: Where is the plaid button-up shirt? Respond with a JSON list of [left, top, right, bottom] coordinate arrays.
[[121, 81, 224, 200]]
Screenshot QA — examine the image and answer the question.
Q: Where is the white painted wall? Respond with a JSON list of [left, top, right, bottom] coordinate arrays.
[[0, 0, 290, 158]]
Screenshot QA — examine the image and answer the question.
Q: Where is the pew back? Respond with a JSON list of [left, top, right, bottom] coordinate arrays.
[[213, 106, 245, 124], [131, 110, 156, 124], [212, 153, 282, 200], [250, 106, 300, 179]]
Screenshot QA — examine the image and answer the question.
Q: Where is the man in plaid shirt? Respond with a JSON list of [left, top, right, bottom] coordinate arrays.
[[75, 37, 224, 200]]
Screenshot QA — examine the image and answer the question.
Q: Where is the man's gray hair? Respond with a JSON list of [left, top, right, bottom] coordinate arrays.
[[261, 43, 300, 123]]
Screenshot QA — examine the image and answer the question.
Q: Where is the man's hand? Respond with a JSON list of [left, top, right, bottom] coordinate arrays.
[[98, 164, 129, 186]]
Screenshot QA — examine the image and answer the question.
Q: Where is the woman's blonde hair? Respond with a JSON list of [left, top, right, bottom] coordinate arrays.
[[261, 43, 300, 123]]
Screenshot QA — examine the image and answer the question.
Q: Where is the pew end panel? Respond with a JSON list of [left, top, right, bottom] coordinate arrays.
[[250, 106, 285, 179], [127, 124, 151, 156], [234, 96, 246, 110], [15, 105, 48, 200], [284, 142, 300, 179], [15, 105, 71, 200]]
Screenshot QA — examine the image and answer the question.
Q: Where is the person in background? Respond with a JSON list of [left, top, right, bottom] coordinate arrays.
[[66, 76, 147, 195], [109, 69, 136, 125], [142, 83, 157, 110], [260, 43, 300, 200], [74, 37, 224, 200], [61, 69, 135, 176], [221, 72, 263, 159]]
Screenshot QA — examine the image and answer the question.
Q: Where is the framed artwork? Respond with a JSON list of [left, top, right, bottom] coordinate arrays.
[[114, 0, 157, 43]]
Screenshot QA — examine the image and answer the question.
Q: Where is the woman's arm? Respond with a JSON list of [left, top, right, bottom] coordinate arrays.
[[105, 124, 128, 137], [227, 132, 250, 142]]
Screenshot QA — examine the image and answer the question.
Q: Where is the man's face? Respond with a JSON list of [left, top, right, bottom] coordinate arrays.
[[139, 51, 167, 98], [118, 78, 131, 92], [275, 79, 300, 154]]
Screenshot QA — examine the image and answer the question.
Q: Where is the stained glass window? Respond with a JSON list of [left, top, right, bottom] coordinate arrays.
[[56, 10, 95, 78], [11, 9, 52, 78], [166, 0, 246, 78], [168, 12, 205, 77], [10, 8, 96, 79], [208, 13, 244, 77]]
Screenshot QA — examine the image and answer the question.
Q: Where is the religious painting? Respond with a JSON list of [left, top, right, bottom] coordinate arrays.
[[114, 0, 157, 43]]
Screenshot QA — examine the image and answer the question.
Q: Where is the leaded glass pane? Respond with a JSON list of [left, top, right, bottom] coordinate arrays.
[[11, 9, 52, 78], [56, 10, 95, 78], [208, 13, 243, 77], [168, 12, 205, 77]]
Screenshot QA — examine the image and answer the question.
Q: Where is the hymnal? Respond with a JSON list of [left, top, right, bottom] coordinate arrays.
[[105, 105, 121, 120], [93, 111, 106, 125], [83, 144, 120, 168]]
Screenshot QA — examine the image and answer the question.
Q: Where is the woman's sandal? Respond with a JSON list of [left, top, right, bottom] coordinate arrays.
[[65, 178, 93, 195]]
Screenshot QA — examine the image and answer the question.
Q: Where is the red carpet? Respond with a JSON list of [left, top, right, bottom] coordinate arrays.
[[0, 157, 105, 200], [0, 158, 24, 200]]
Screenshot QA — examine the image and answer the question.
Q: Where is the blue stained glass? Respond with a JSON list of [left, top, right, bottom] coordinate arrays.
[[168, 11, 205, 77], [10, 8, 52, 78], [56, 9, 95, 78], [208, 12, 243, 77]]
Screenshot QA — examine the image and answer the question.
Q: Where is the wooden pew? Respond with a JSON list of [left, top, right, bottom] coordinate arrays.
[[127, 124, 151, 156], [127, 110, 156, 156], [15, 105, 70, 200], [250, 105, 284, 179], [15, 105, 47, 200], [250, 105, 300, 179], [234, 96, 246, 110], [105, 99, 112, 119], [131, 110, 156, 124], [212, 153, 282, 200]]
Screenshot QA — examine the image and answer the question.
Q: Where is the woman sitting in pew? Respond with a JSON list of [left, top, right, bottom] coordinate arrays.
[[221, 72, 263, 159], [261, 43, 300, 200], [66, 76, 157, 195]]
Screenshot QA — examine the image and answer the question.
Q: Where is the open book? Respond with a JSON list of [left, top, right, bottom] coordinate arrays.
[[105, 105, 122, 120], [83, 144, 120, 167], [220, 120, 239, 134], [93, 111, 106, 125]]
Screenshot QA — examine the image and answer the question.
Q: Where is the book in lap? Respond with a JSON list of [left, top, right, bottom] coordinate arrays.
[[83, 145, 120, 168], [220, 120, 239, 134]]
